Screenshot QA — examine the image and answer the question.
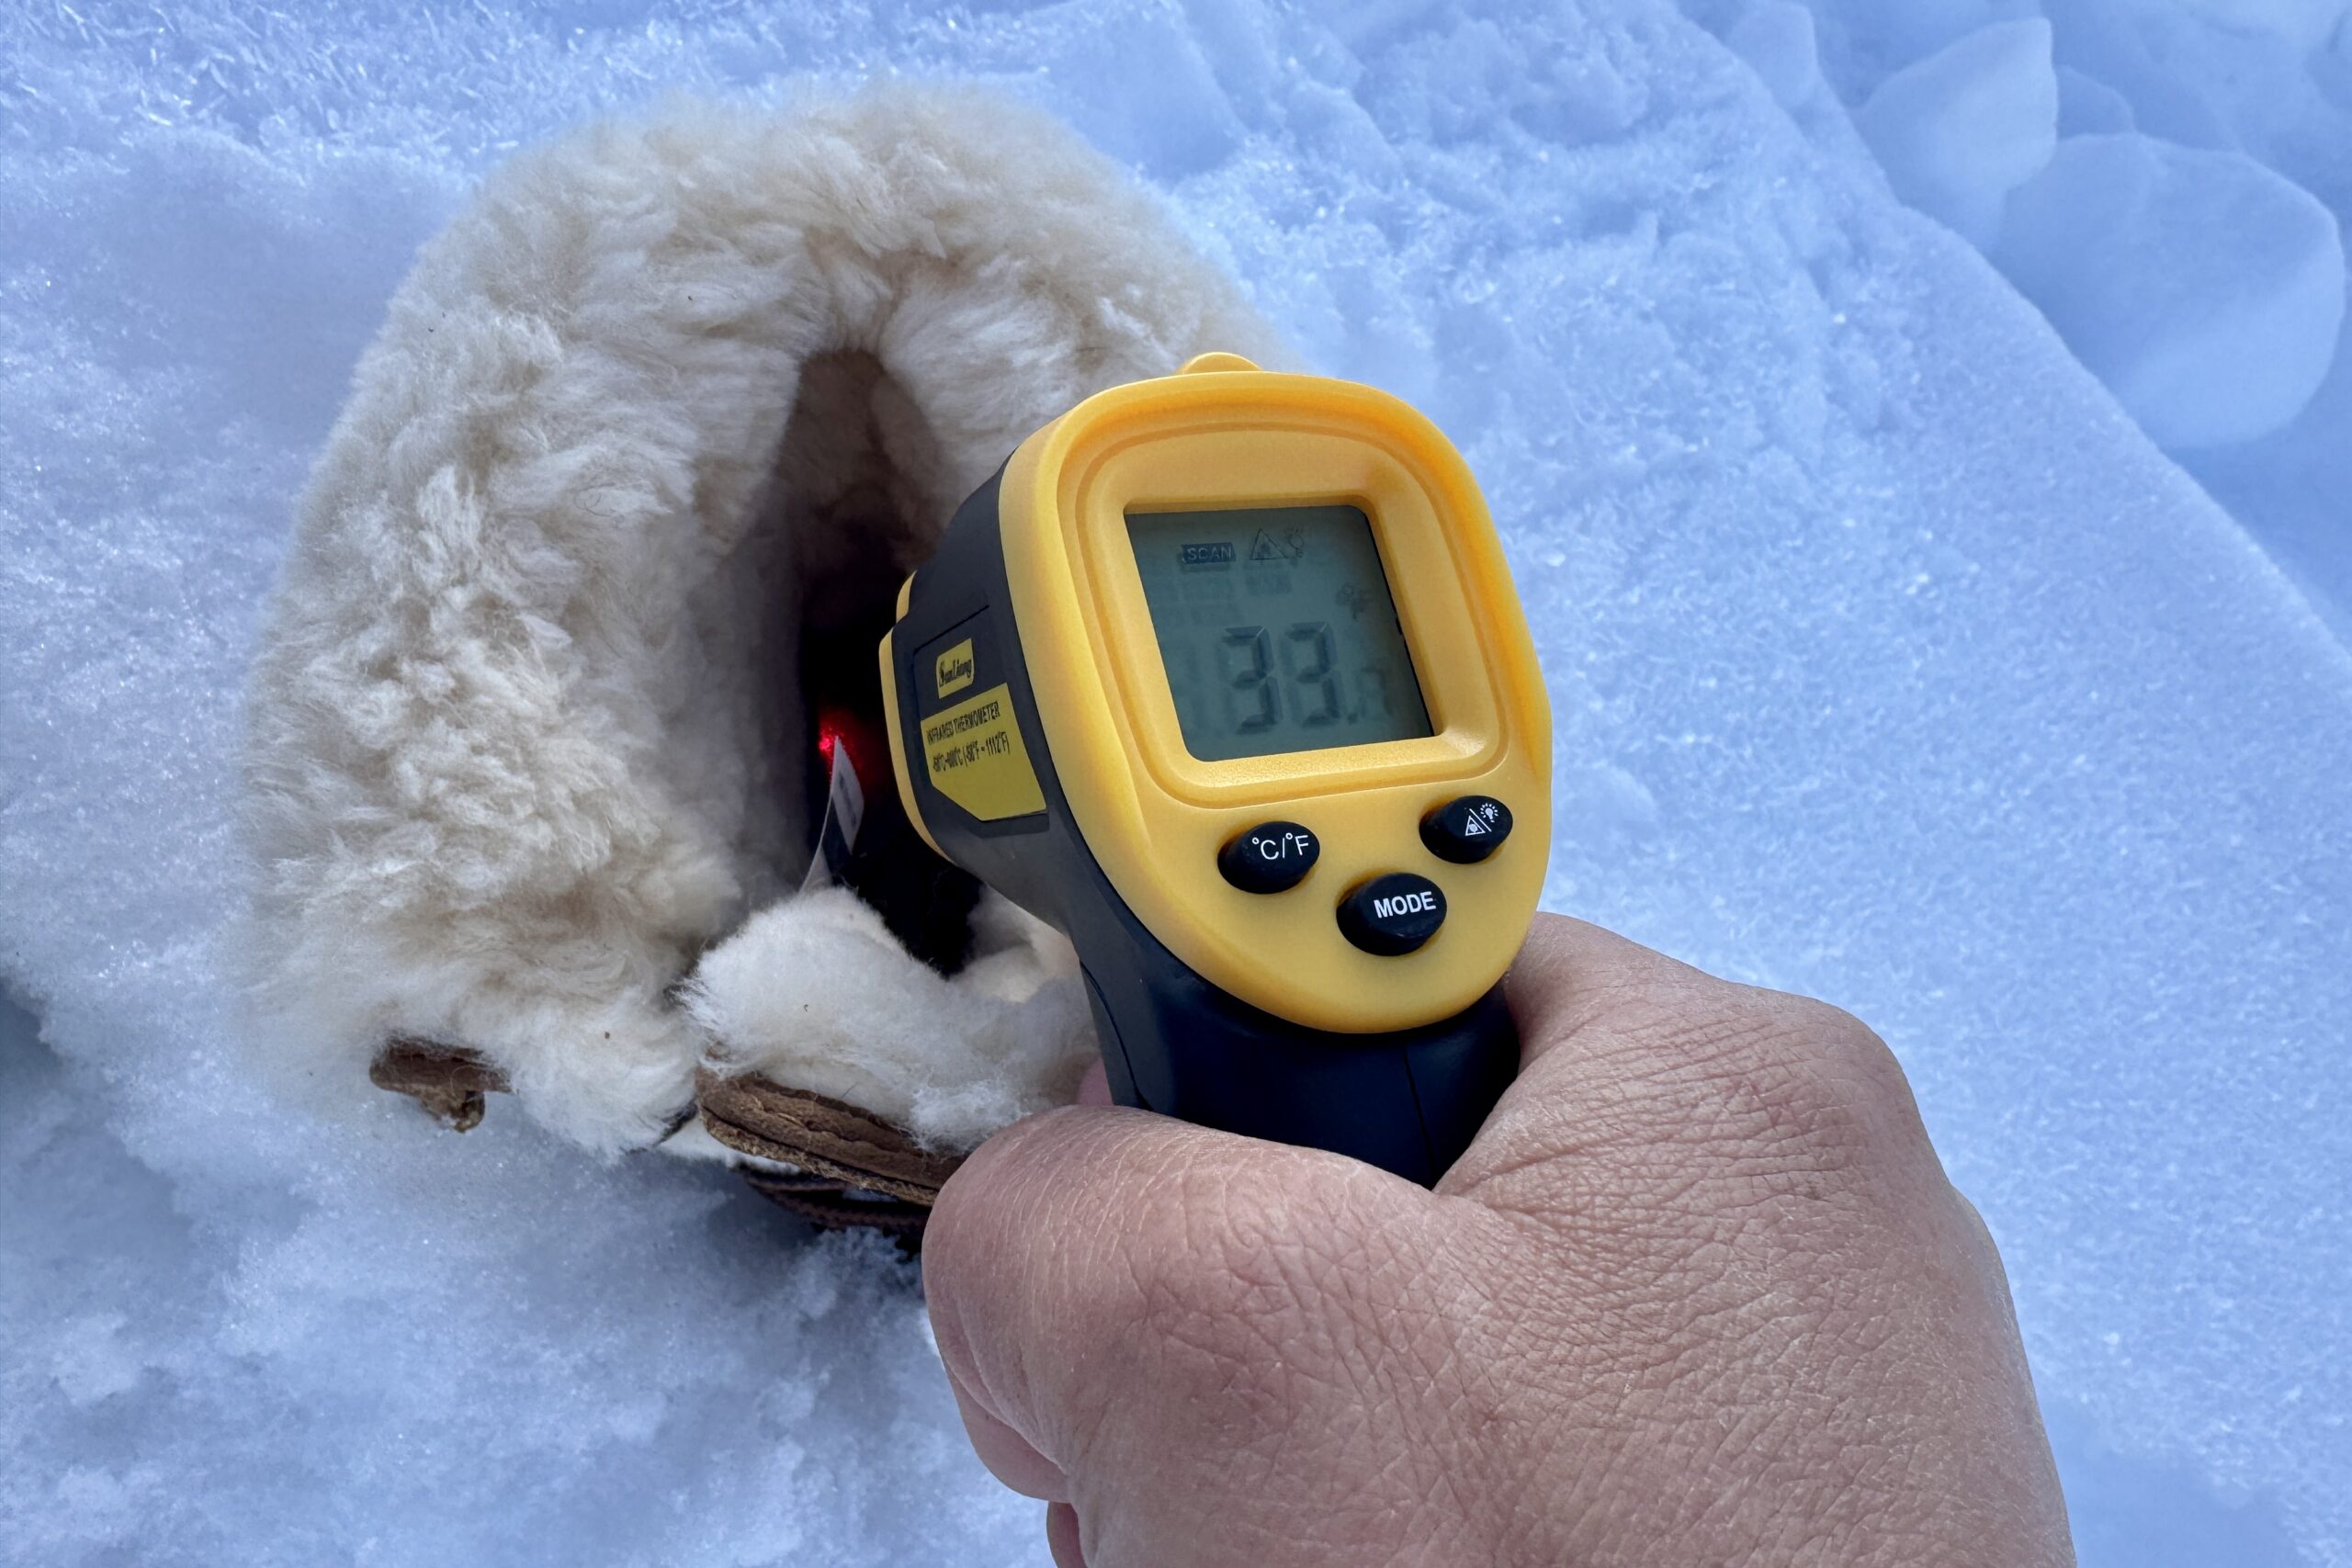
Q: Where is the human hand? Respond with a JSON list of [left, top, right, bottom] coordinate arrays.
[[923, 914, 2072, 1566]]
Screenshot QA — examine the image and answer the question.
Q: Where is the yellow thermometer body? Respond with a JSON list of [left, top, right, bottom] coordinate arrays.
[[883, 355, 1551, 1181]]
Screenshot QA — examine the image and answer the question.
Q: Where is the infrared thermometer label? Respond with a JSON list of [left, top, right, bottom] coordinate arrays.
[[917, 618, 1046, 824]]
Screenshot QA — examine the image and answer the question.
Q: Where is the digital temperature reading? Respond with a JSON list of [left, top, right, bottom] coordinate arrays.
[[1127, 504, 1433, 761]]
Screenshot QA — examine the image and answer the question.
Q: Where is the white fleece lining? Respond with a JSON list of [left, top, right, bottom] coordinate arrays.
[[239, 85, 1280, 1155], [685, 888, 1097, 1153]]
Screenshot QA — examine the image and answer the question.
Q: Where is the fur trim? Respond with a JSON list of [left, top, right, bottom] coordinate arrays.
[[239, 85, 1280, 1154], [684, 888, 1094, 1153]]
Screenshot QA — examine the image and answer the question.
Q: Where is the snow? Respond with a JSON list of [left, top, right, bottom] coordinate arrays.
[[1762, 0, 2352, 633], [1724, 2, 1825, 108], [2056, 63, 2136, 136], [1997, 132, 2346, 449], [1856, 18, 2058, 248], [3, 2, 2348, 1567]]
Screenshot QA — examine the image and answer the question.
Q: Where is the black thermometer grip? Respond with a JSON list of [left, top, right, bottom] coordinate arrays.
[[1071, 906, 1521, 1185]]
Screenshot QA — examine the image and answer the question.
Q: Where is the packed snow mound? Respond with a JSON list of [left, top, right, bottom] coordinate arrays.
[[4, 1, 2350, 1566], [1998, 132, 2347, 448], [1717, 0, 2352, 473], [2174, 0, 2351, 53], [2055, 64, 2136, 136], [1856, 18, 2058, 248], [1698, 0, 2352, 637], [1724, 2, 1824, 107]]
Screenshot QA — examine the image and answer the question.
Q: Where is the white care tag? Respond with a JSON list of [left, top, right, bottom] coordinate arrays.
[[799, 737, 868, 892]]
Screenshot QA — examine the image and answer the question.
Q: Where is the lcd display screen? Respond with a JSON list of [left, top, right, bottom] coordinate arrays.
[[1126, 503, 1434, 761]]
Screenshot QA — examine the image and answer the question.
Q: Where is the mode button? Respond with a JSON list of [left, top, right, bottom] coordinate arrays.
[[1338, 873, 1447, 956]]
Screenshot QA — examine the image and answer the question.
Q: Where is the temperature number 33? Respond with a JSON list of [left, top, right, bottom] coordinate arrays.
[[1219, 622, 1344, 733]]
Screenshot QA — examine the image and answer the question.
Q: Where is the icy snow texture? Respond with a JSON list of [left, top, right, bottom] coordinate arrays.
[[1837, 7, 2343, 448], [2, 5, 2349, 1568], [1998, 132, 2347, 448], [1855, 18, 2058, 248], [1721, 0, 2352, 633]]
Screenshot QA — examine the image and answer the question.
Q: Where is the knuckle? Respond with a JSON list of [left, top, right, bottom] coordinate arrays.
[[1578, 982, 1926, 1174], [1498, 969, 1945, 1221], [1756, 994, 1915, 1119], [1708, 993, 1932, 1176]]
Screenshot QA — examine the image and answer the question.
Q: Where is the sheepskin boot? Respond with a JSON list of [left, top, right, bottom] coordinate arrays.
[[239, 85, 1283, 1236]]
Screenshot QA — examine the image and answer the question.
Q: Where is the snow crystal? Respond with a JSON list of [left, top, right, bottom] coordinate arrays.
[[1855, 18, 2059, 248], [1998, 133, 2346, 448], [5, 1, 2350, 1566]]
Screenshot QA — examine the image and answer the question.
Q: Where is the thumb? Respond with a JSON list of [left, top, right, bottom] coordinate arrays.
[[922, 1102, 1417, 1508], [921, 1104, 1252, 1498]]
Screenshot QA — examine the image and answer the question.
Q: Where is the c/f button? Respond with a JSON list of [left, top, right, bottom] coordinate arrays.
[[1218, 821, 1319, 894]]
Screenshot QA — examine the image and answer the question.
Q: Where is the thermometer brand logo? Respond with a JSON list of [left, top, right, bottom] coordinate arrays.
[[934, 639, 975, 699]]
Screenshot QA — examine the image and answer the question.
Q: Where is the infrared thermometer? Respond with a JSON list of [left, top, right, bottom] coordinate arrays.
[[880, 355, 1550, 1183]]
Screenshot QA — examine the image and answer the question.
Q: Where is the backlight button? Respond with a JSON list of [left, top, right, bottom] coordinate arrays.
[[1338, 873, 1447, 956], [1421, 795, 1513, 864]]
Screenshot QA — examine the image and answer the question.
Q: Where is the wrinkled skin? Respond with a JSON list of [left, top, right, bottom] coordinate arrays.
[[924, 915, 2074, 1567]]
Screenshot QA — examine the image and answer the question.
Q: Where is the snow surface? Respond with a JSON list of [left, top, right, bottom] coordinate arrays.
[[1739, 0, 2352, 637], [3, 1, 2348, 1565], [1856, 17, 2058, 250], [1997, 131, 2346, 450]]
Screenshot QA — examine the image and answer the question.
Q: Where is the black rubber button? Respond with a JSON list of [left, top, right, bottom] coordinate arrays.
[[1420, 795, 1513, 863], [1218, 820, 1320, 894], [1337, 873, 1447, 955]]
